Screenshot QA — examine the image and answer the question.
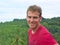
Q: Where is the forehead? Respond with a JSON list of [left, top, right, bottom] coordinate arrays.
[[27, 11, 40, 15]]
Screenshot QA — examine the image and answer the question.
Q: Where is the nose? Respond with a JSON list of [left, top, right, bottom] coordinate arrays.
[[30, 18, 34, 22]]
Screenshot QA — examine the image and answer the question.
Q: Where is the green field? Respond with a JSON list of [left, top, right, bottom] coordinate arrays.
[[0, 17, 60, 45]]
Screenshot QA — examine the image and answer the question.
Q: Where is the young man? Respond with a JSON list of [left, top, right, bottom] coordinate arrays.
[[26, 5, 59, 45]]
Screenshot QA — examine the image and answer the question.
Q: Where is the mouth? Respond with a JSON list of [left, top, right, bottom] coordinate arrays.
[[30, 24, 35, 26]]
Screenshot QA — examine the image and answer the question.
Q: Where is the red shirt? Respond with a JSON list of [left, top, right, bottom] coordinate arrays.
[[28, 25, 57, 45]]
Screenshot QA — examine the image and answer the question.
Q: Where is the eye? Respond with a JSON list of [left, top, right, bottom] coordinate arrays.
[[27, 16, 31, 19], [33, 17, 38, 19]]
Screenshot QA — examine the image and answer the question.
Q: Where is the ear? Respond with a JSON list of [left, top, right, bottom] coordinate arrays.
[[39, 16, 42, 21]]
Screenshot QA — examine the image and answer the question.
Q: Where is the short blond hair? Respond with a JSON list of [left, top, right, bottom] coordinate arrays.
[[27, 5, 42, 17]]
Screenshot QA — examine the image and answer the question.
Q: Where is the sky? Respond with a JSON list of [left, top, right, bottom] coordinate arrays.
[[0, 0, 60, 22]]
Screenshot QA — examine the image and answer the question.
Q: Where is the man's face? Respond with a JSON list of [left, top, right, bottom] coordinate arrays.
[[26, 11, 41, 29]]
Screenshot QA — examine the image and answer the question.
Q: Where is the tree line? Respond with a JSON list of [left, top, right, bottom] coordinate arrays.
[[0, 17, 60, 45]]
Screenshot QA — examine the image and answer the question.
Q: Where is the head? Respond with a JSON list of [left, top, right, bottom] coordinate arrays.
[[26, 5, 42, 30]]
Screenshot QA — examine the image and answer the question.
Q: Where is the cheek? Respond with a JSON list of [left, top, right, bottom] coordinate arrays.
[[27, 19, 30, 23], [34, 19, 40, 23], [35, 21, 39, 24]]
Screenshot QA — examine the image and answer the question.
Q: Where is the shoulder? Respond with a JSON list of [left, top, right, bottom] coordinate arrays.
[[28, 28, 31, 33], [28, 28, 32, 35], [39, 25, 50, 34], [40, 25, 54, 39], [40, 25, 58, 45]]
